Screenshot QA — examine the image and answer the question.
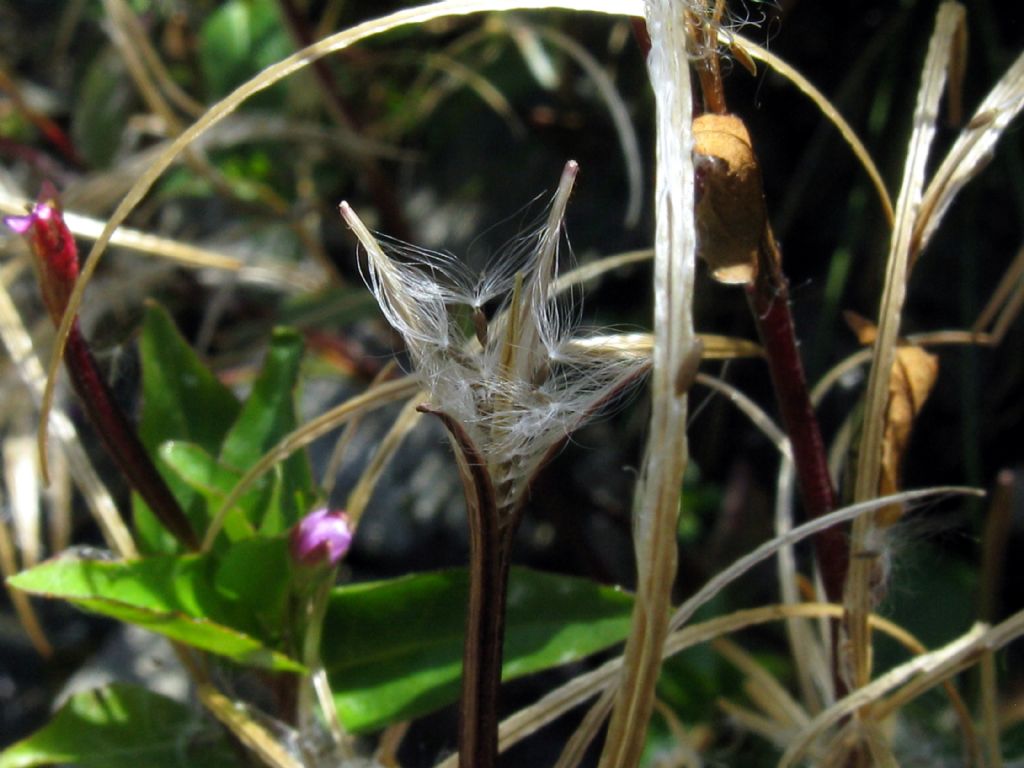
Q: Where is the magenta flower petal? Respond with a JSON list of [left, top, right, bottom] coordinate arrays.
[[4, 214, 34, 234], [290, 508, 353, 567]]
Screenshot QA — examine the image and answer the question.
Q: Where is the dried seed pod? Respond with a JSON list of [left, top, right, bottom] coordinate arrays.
[[693, 114, 765, 285]]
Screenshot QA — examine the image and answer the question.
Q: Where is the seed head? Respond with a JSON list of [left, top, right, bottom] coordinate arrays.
[[341, 162, 645, 512]]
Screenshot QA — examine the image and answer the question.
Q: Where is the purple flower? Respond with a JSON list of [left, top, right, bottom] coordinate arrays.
[[290, 508, 353, 567]]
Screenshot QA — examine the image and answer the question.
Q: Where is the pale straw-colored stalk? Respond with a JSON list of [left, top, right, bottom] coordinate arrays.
[[596, 0, 696, 764], [845, 2, 966, 696], [780, 609, 1024, 767]]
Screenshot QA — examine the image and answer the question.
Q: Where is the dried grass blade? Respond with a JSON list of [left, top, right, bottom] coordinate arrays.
[[203, 377, 420, 550], [552, 248, 653, 294], [596, 0, 696, 762], [672, 488, 979, 635], [319, 363, 401, 499], [448, 534, 968, 768], [38, 0, 645, 480], [694, 373, 788, 454], [718, 697, 790, 747], [46, 440, 72, 553], [730, 34, 894, 226], [4, 429, 42, 568], [0, 271, 134, 557], [2, 187, 322, 290], [345, 395, 426, 527], [421, 51, 526, 134], [713, 636, 809, 729], [105, 0, 204, 117], [0, 513, 52, 656], [565, 332, 762, 360], [520, 21, 644, 226], [846, 1, 966, 695], [458, 490, 977, 766], [780, 609, 1024, 767], [775, 452, 829, 713], [974, 242, 1024, 344], [197, 684, 305, 768], [554, 687, 616, 768], [915, 51, 1024, 258], [102, 0, 182, 130]]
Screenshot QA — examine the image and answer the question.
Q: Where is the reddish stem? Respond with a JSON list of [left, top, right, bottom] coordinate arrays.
[[746, 233, 847, 610], [7, 187, 197, 550], [64, 322, 199, 550]]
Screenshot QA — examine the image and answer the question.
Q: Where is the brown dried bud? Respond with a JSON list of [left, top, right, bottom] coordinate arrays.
[[693, 114, 765, 285]]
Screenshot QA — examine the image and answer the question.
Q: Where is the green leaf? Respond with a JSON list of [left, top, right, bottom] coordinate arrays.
[[72, 50, 134, 168], [139, 305, 240, 456], [9, 542, 300, 672], [158, 441, 259, 542], [0, 684, 238, 768], [198, 0, 292, 104], [213, 536, 293, 642], [323, 567, 634, 732], [136, 304, 240, 553], [220, 328, 313, 534]]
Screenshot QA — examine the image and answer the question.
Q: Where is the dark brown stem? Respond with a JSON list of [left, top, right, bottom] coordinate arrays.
[[462, 520, 511, 768], [418, 405, 506, 768], [746, 232, 846, 604], [65, 321, 199, 550]]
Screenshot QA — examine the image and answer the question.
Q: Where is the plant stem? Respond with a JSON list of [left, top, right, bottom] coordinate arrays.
[[462, 518, 511, 768], [746, 231, 846, 614], [419, 405, 507, 768], [64, 321, 199, 550]]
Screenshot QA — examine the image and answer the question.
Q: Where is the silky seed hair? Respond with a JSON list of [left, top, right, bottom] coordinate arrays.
[[341, 161, 647, 512]]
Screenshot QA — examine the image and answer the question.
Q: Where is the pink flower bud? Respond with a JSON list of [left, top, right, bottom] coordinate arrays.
[[290, 508, 353, 567], [4, 182, 79, 324]]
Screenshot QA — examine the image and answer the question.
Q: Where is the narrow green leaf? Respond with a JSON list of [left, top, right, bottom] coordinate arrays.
[[323, 567, 634, 732], [139, 305, 240, 457], [9, 542, 300, 672], [220, 328, 313, 534], [0, 684, 238, 768], [136, 304, 240, 553], [159, 441, 259, 542]]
